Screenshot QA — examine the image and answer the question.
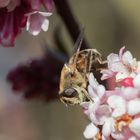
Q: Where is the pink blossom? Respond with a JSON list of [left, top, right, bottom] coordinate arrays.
[[82, 73, 140, 140], [101, 47, 140, 82], [26, 11, 52, 36], [0, 0, 53, 47]]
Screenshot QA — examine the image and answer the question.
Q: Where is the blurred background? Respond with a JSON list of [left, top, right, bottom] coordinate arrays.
[[0, 0, 140, 139]]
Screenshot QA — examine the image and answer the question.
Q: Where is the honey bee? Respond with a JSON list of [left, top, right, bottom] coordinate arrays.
[[59, 48, 106, 105]]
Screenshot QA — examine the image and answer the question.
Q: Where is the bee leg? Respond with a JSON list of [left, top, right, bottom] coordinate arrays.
[[96, 58, 107, 71], [82, 88, 94, 102], [98, 59, 107, 65], [60, 98, 68, 107], [86, 50, 93, 73]]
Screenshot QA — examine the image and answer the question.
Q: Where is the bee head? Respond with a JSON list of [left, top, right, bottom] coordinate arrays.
[[59, 64, 88, 105], [59, 86, 89, 105], [61, 88, 77, 97], [59, 88, 81, 105]]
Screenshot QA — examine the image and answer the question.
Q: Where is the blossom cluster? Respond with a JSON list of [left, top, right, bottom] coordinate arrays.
[[82, 47, 140, 140], [0, 0, 54, 47]]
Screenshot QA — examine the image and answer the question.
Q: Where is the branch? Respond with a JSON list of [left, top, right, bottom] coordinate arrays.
[[53, 0, 90, 50]]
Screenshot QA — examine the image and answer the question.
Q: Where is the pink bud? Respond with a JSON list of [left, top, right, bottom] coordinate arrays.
[[120, 77, 134, 87]]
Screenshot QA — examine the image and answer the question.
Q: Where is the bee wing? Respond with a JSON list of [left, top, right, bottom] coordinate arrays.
[[71, 27, 85, 68]]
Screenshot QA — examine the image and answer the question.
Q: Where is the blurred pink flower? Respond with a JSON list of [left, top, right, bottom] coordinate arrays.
[[0, 0, 20, 9], [0, 0, 11, 8], [0, 0, 54, 47], [7, 48, 64, 101]]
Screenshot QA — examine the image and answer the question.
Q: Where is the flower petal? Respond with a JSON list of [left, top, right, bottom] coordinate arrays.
[[101, 69, 115, 80], [119, 46, 125, 59], [136, 61, 140, 73], [39, 11, 52, 16], [129, 118, 140, 137], [116, 72, 129, 81], [26, 0, 41, 10], [122, 87, 139, 100], [88, 73, 99, 89], [128, 99, 140, 115], [83, 123, 99, 139], [128, 136, 137, 140], [80, 102, 90, 115], [122, 51, 137, 70], [94, 105, 111, 125], [107, 95, 126, 117], [133, 74, 140, 88], [107, 53, 120, 70], [102, 118, 113, 137], [41, 18, 49, 31], [97, 85, 105, 98], [122, 51, 133, 65]]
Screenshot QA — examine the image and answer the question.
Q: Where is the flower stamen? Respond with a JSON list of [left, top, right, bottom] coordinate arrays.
[[115, 114, 132, 131], [95, 132, 102, 140]]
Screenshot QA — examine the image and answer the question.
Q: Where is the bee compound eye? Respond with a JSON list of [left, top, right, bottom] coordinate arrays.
[[63, 88, 77, 97]]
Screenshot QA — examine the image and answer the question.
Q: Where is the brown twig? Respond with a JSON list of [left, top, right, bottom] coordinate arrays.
[[53, 0, 90, 50]]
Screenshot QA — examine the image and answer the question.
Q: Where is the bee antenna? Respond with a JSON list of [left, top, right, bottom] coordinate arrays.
[[74, 27, 85, 51], [73, 27, 85, 67]]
